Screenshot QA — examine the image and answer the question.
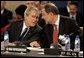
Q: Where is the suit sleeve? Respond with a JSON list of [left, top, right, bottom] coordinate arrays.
[[22, 25, 43, 46], [70, 19, 80, 35]]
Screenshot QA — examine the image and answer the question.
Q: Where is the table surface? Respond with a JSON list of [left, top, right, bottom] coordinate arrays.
[[1, 51, 73, 57], [1, 50, 83, 57], [1, 42, 83, 57]]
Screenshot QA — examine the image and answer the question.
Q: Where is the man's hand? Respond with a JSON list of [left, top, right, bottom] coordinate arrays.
[[30, 41, 40, 48]]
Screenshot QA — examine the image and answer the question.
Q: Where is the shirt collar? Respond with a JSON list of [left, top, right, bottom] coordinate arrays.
[[21, 22, 29, 35], [23, 22, 27, 29], [22, 21, 30, 31], [70, 14, 76, 18], [67, 6, 70, 13], [1, 9, 4, 14], [55, 14, 60, 26]]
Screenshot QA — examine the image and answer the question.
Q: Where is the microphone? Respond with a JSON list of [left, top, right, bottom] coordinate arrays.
[[44, 43, 62, 55], [50, 43, 62, 51]]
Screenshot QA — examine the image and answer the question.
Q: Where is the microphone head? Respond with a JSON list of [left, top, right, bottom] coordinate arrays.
[[50, 43, 62, 51]]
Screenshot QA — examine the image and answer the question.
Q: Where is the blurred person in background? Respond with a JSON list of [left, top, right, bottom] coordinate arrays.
[[1, 1, 13, 41], [25, 1, 34, 9], [1, 1, 13, 28], [14, 5, 27, 21], [38, 1, 49, 28]]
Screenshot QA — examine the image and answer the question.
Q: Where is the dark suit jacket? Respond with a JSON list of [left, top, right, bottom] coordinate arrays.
[[38, 14, 46, 28], [59, 7, 83, 27], [41, 15, 80, 48], [7, 20, 42, 46], [1, 9, 13, 28], [67, 13, 83, 27]]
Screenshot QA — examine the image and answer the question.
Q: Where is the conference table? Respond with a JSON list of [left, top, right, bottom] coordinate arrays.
[[1, 42, 83, 57], [1, 47, 83, 57], [1, 51, 66, 57]]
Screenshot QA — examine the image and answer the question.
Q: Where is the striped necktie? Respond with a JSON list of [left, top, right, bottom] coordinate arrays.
[[19, 28, 28, 41]]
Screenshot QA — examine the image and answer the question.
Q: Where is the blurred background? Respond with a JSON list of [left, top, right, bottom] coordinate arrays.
[[5, 1, 83, 17]]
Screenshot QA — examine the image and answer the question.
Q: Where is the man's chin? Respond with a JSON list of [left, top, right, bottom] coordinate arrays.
[[31, 24, 36, 27]]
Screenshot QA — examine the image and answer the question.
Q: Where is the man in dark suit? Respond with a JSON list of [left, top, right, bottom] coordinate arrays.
[[61, 2, 83, 50], [41, 3, 81, 50], [3, 7, 42, 47], [59, 1, 83, 27], [59, 1, 71, 16], [68, 1, 83, 27], [68, 2, 83, 51], [1, 1, 13, 28]]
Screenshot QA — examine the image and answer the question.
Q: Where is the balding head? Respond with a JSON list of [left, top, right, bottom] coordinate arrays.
[[44, 3, 59, 15], [42, 3, 59, 24]]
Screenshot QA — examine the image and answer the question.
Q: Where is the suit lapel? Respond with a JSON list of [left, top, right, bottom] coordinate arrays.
[[16, 21, 23, 40], [76, 14, 81, 26], [45, 24, 53, 43], [21, 26, 36, 41], [59, 16, 65, 35]]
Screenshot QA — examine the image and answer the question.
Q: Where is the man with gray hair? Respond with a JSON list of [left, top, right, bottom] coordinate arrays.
[[3, 7, 42, 47]]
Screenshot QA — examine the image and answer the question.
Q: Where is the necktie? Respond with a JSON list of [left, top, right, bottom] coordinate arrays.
[[53, 24, 58, 44], [19, 28, 28, 41], [72, 16, 74, 19]]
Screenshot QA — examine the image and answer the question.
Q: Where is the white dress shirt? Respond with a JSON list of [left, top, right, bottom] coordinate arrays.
[[54, 15, 60, 33], [1, 9, 4, 14], [20, 22, 29, 36], [67, 6, 70, 13], [70, 14, 76, 20]]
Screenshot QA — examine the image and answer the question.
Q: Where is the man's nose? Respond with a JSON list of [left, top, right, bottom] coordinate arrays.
[[33, 18, 38, 22]]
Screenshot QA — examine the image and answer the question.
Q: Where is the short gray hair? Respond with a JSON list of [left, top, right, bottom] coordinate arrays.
[[24, 7, 39, 16]]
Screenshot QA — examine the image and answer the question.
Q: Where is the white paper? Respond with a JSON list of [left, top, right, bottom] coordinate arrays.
[[27, 47, 44, 51]]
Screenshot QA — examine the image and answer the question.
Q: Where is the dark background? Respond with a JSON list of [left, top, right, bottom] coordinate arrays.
[[50, 1, 83, 16]]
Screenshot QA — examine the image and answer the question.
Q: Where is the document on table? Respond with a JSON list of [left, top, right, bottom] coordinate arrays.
[[27, 47, 44, 52]]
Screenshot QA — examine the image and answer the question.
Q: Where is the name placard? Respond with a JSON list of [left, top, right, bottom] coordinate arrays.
[[61, 51, 79, 57], [6, 45, 27, 53]]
